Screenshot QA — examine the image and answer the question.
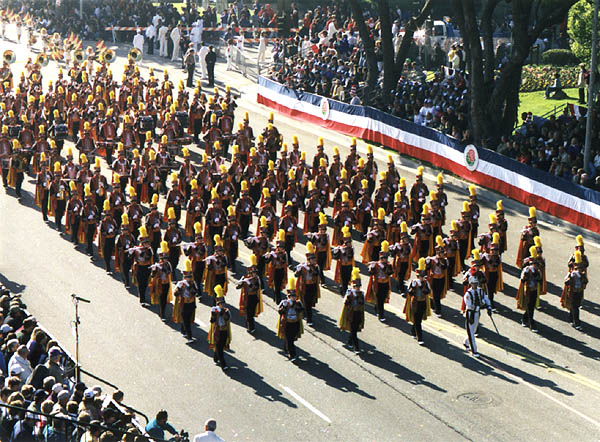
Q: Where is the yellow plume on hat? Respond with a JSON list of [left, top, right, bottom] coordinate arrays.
[[79, 153, 88, 164], [319, 213, 327, 225], [95, 157, 101, 169], [489, 213, 497, 224], [268, 111, 274, 121], [394, 191, 401, 203], [534, 236, 541, 248], [268, 160, 275, 171], [333, 146, 340, 156], [436, 235, 443, 248], [367, 145, 373, 154], [211, 188, 218, 200], [378, 207, 386, 220], [288, 169, 295, 181], [462, 201, 470, 212], [320, 157, 327, 168], [244, 111, 249, 121], [184, 258, 193, 273], [492, 232, 500, 245], [341, 168, 347, 180], [128, 186, 137, 198], [250, 254, 258, 266], [214, 284, 224, 299], [257, 134, 263, 143], [472, 249, 480, 261], [113, 173, 120, 184], [260, 216, 268, 228], [400, 221, 408, 233], [67, 147, 73, 157], [232, 144, 239, 155], [103, 199, 110, 212], [167, 207, 176, 220], [342, 191, 349, 203], [309, 180, 316, 191], [381, 240, 389, 253], [161, 135, 168, 144], [529, 246, 538, 258], [241, 180, 248, 191], [306, 241, 315, 254], [358, 158, 365, 168], [278, 229, 285, 242], [576, 235, 584, 247], [318, 137, 324, 146], [139, 225, 148, 238], [351, 137, 357, 146], [121, 213, 129, 225], [416, 166, 424, 176], [214, 234, 223, 248], [84, 183, 92, 198], [417, 257, 426, 271], [451, 220, 458, 231], [288, 276, 296, 291], [379, 171, 386, 180], [575, 250, 582, 264], [429, 190, 437, 201], [262, 187, 270, 199], [40, 152, 47, 163], [149, 149, 156, 161], [437, 173, 443, 185], [292, 135, 299, 144], [300, 151, 306, 161], [495, 200, 503, 211], [69, 181, 77, 192], [351, 267, 360, 281], [422, 203, 430, 215], [227, 206, 235, 217], [220, 164, 227, 175], [400, 177, 406, 188], [211, 114, 217, 123], [469, 185, 476, 197], [151, 193, 159, 206], [194, 222, 202, 235], [191, 179, 198, 190], [529, 207, 537, 218], [342, 226, 351, 238], [182, 147, 190, 157], [54, 161, 61, 173]]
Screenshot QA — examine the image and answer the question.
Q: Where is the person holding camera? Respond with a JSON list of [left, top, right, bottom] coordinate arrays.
[[145, 410, 180, 440]]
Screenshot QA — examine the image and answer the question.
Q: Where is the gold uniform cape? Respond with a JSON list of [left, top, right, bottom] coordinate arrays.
[[239, 285, 264, 317], [296, 272, 320, 307], [208, 311, 232, 350], [276, 308, 304, 340], [203, 260, 229, 298], [338, 298, 365, 332], [516, 280, 541, 310], [150, 272, 173, 305], [403, 292, 432, 323], [172, 288, 196, 324], [485, 263, 504, 293]]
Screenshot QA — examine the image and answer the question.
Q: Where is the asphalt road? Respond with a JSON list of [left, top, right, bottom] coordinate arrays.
[[1, 28, 599, 441]]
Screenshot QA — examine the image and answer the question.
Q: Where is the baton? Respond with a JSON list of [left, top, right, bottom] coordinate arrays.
[[489, 314, 508, 355]]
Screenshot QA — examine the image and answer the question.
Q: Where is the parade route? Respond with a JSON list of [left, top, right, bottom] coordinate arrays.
[[1, 28, 599, 441]]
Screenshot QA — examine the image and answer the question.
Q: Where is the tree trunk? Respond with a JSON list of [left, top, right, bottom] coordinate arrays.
[[349, 0, 379, 105], [393, 0, 433, 84], [378, 0, 396, 101]]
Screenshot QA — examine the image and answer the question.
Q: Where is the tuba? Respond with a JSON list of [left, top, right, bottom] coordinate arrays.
[[36, 53, 49, 67], [102, 49, 116, 64], [128, 47, 142, 62], [3, 50, 15, 64], [74, 49, 86, 63]]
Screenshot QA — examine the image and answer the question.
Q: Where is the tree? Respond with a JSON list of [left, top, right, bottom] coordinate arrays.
[[348, 0, 380, 104], [380, 0, 433, 100], [451, 0, 578, 147], [568, 0, 597, 62]]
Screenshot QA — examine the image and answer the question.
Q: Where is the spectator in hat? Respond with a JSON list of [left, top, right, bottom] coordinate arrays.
[[3, 339, 20, 373], [51, 389, 70, 415], [4, 306, 25, 331], [27, 389, 47, 414], [8, 345, 32, 383], [78, 389, 101, 421]]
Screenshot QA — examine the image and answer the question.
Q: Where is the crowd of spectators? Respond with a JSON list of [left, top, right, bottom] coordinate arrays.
[[0, 284, 155, 441]]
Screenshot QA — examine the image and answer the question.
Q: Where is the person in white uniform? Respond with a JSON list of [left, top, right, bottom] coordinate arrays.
[[198, 42, 209, 79], [171, 25, 182, 62], [193, 418, 224, 442], [158, 22, 169, 57], [132, 29, 144, 64], [463, 276, 492, 358]]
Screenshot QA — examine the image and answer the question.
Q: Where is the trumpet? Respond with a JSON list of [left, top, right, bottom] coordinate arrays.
[[36, 53, 49, 67], [3, 50, 15, 64], [102, 49, 116, 64], [128, 47, 142, 62], [74, 49, 86, 63]]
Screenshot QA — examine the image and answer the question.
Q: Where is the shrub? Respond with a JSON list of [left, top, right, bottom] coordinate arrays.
[[540, 49, 581, 66], [520, 65, 579, 92]]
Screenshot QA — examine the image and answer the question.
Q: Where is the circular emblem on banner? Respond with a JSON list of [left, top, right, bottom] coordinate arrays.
[[464, 144, 479, 171], [320, 97, 330, 120]]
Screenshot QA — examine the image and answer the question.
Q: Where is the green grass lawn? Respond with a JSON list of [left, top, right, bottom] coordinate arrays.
[[518, 87, 580, 119]]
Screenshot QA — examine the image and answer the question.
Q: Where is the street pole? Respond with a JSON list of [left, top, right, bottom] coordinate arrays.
[[72, 296, 81, 382], [80, 0, 83, 19], [584, 0, 599, 173]]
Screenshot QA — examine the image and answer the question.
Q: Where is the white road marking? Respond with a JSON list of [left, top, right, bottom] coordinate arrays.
[[195, 319, 207, 329], [280, 384, 332, 424]]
